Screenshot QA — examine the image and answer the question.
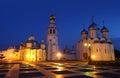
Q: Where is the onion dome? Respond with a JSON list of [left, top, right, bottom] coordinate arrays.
[[41, 39, 44, 44], [88, 22, 99, 30], [49, 14, 56, 27], [101, 26, 109, 33], [81, 29, 88, 35], [40, 39, 45, 49], [50, 14, 55, 20], [28, 34, 35, 41], [25, 35, 39, 49]]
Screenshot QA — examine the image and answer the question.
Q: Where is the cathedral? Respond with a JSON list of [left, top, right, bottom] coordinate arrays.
[[19, 35, 46, 62], [77, 21, 115, 61]]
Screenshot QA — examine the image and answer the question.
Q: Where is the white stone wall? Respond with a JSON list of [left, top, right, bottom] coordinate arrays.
[[77, 40, 90, 61], [19, 48, 46, 62], [77, 38, 115, 61], [91, 43, 115, 61], [64, 53, 77, 60]]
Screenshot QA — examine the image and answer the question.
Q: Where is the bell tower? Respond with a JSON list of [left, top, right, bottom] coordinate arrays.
[[47, 14, 59, 61]]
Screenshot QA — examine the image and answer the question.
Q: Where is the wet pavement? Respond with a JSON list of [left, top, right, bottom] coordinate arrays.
[[0, 61, 120, 78]]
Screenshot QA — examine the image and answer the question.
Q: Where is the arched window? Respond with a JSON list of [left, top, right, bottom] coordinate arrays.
[[91, 32, 93, 37], [50, 29, 52, 34], [53, 29, 56, 34]]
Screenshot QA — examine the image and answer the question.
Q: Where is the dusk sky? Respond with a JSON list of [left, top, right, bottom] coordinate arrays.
[[0, 0, 120, 50]]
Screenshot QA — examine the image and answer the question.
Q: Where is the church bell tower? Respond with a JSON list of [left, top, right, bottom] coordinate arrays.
[[47, 14, 59, 61]]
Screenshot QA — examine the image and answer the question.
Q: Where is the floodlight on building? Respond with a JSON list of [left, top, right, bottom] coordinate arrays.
[[56, 52, 62, 57], [88, 44, 91, 47], [91, 55, 96, 59], [56, 52, 62, 60], [9, 54, 12, 57], [26, 54, 29, 57], [84, 43, 87, 46]]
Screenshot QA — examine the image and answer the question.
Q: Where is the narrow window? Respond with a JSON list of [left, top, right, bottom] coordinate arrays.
[[53, 29, 55, 34], [50, 29, 52, 34], [105, 49, 106, 53], [96, 49, 98, 52]]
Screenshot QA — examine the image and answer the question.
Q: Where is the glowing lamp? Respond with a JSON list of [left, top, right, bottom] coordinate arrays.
[[9, 54, 12, 57], [88, 44, 91, 47], [56, 53, 62, 57], [26, 54, 29, 57], [84, 43, 87, 46], [91, 55, 96, 59]]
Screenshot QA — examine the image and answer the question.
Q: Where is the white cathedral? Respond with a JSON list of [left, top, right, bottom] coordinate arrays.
[[77, 21, 115, 61]]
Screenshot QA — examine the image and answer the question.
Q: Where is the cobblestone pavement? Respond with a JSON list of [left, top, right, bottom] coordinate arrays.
[[0, 62, 120, 78]]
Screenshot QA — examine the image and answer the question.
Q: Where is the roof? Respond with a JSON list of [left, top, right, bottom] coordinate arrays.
[[88, 22, 99, 30], [101, 26, 109, 32], [50, 14, 55, 20], [25, 40, 40, 48], [81, 29, 88, 34]]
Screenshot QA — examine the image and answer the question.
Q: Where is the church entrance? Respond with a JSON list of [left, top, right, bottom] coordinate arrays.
[[83, 53, 88, 60]]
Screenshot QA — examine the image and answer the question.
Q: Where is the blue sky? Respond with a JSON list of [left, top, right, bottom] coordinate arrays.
[[0, 0, 120, 50]]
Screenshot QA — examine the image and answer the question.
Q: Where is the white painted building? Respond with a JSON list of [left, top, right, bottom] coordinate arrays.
[[77, 21, 115, 61], [47, 14, 59, 61]]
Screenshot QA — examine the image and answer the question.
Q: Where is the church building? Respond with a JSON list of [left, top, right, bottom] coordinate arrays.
[[19, 35, 46, 62], [77, 20, 115, 61]]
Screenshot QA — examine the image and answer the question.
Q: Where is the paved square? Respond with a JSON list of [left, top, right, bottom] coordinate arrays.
[[0, 61, 120, 78], [52, 70, 74, 74]]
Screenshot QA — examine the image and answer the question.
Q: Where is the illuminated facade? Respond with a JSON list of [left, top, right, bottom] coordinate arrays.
[[1, 46, 19, 60], [19, 35, 46, 62], [47, 14, 59, 60], [77, 21, 115, 61]]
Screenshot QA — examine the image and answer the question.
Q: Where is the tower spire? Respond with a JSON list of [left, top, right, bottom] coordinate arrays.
[[50, 11, 55, 21]]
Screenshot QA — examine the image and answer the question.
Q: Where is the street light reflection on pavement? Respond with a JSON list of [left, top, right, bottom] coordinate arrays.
[[57, 63, 63, 71]]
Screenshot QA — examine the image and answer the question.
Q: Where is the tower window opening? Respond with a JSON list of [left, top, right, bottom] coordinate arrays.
[[91, 32, 93, 37], [53, 29, 55, 34], [50, 29, 52, 34]]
